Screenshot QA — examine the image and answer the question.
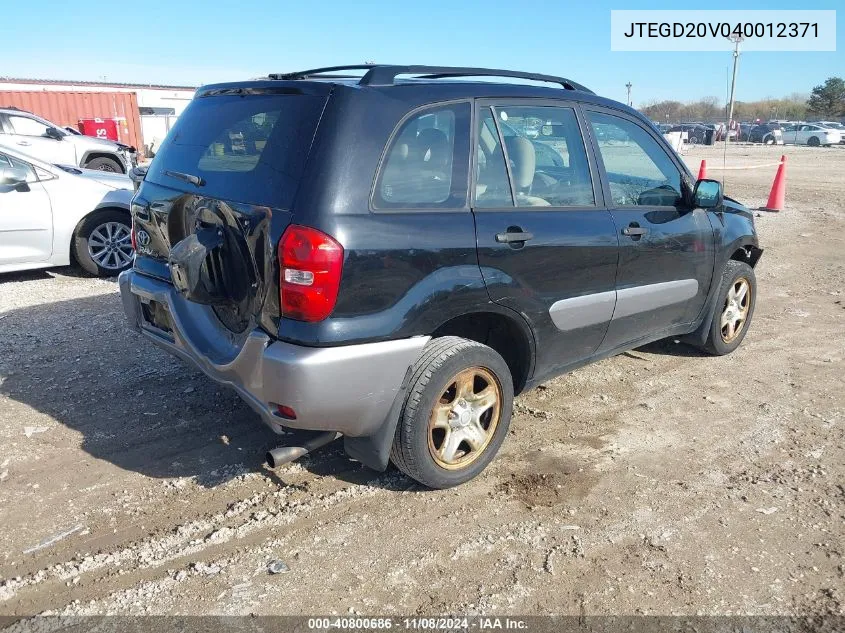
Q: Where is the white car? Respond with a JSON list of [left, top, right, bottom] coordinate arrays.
[[816, 121, 845, 144], [1, 107, 137, 173], [781, 123, 842, 147], [0, 144, 135, 276]]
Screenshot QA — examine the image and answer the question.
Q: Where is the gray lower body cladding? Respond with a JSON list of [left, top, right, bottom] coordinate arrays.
[[118, 270, 429, 437], [549, 279, 699, 331]]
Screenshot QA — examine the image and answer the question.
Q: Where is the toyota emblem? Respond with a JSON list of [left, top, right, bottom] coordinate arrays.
[[136, 230, 151, 247]]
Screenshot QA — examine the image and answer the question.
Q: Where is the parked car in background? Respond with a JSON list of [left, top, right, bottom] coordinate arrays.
[[782, 123, 842, 147], [747, 123, 784, 144], [0, 107, 137, 173], [0, 143, 134, 276], [119, 64, 762, 488], [816, 121, 845, 143], [670, 124, 708, 144], [738, 123, 754, 141]]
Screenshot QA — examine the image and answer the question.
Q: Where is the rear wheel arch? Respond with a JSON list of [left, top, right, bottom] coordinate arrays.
[[431, 309, 535, 395]]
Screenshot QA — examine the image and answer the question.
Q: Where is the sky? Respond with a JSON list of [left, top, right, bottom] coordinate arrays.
[[1, 0, 841, 106]]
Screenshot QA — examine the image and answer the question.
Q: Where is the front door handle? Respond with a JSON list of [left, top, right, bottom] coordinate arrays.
[[495, 230, 534, 244], [622, 226, 648, 237], [16, 141, 31, 146]]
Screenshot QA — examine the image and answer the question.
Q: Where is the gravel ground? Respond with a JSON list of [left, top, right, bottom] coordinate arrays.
[[0, 144, 842, 619]]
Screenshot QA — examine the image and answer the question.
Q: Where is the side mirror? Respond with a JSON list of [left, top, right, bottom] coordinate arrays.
[[44, 127, 64, 140], [693, 179, 723, 209], [0, 167, 31, 191], [128, 165, 148, 192]]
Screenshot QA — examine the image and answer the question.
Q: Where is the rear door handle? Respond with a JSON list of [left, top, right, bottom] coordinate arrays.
[[495, 231, 534, 243], [622, 226, 648, 236], [16, 141, 31, 146]]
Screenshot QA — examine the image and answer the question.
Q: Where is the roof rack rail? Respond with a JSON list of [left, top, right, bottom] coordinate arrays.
[[269, 65, 377, 80], [268, 64, 592, 93], [361, 65, 592, 93]]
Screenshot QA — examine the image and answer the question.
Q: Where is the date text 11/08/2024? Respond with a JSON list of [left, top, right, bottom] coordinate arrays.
[[306, 617, 528, 630]]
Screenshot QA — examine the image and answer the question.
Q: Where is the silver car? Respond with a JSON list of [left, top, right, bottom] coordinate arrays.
[[0, 107, 136, 173]]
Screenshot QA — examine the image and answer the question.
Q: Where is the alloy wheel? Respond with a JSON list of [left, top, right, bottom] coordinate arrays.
[[428, 367, 502, 470], [88, 221, 133, 270], [720, 277, 751, 343]]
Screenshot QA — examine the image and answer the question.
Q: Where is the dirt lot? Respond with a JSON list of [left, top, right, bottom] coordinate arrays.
[[0, 144, 842, 618]]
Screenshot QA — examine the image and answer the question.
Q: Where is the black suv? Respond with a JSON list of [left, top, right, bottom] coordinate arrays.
[[120, 65, 762, 489]]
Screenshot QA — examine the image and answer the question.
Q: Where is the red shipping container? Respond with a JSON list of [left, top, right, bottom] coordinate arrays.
[[0, 90, 144, 154], [78, 117, 118, 141]]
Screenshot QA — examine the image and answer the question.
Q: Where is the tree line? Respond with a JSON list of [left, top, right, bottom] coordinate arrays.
[[640, 77, 845, 123]]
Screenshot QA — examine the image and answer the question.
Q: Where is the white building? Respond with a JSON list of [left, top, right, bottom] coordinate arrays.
[[0, 77, 196, 154]]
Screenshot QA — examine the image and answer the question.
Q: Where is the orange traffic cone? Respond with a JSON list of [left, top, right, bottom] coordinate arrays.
[[697, 160, 707, 180], [762, 155, 787, 212]]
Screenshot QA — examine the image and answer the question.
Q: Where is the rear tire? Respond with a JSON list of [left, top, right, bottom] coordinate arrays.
[[698, 260, 756, 356], [73, 210, 134, 277], [808, 136, 820, 147], [84, 156, 123, 172], [390, 336, 513, 489]]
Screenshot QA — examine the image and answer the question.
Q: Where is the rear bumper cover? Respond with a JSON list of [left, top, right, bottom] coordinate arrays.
[[118, 270, 428, 437]]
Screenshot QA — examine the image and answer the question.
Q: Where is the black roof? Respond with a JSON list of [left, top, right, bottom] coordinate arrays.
[[268, 64, 593, 93], [197, 65, 645, 117]]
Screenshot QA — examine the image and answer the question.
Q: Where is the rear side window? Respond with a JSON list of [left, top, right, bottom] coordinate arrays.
[[146, 93, 326, 209], [373, 102, 471, 210], [8, 115, 49, 137], [496, 105, 594, 207]]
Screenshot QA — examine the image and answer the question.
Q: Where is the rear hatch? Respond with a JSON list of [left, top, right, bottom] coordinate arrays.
[[133, 82, 330, 333]]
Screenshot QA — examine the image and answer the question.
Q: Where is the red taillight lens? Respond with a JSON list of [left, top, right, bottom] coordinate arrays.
[[279, 225, 344, 322]]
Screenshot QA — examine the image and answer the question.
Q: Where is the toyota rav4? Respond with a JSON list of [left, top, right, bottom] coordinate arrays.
[[119, 65, 762, 488]]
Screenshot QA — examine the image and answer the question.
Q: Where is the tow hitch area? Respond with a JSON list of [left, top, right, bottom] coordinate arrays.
[[266, 431, 342, 468]]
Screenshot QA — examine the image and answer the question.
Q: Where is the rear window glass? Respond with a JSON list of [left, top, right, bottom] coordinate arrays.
[[146, 93, 326, 209]]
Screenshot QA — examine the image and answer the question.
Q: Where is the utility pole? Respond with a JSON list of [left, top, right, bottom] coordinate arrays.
[[726, 34, 744, 144], [625, 82, 633, 107]]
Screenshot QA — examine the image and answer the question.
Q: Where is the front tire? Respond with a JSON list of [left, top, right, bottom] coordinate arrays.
[[84, 156, 123, 172], [390, 337, 513, 489], [73, 210, 134, 276], [699, 260, 756, 356]]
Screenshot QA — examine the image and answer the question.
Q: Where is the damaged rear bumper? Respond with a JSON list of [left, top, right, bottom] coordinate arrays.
[[118, 270, 428, 438]]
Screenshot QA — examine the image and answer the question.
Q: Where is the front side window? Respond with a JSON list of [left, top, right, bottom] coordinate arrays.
[[374, 103, 470, 209], [587, 111, 683, 207], [8, 115, 50, 137]]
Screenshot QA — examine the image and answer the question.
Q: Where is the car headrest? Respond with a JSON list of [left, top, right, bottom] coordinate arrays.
[[504, 136, 536, 189], [415, 128, 450, 170]]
